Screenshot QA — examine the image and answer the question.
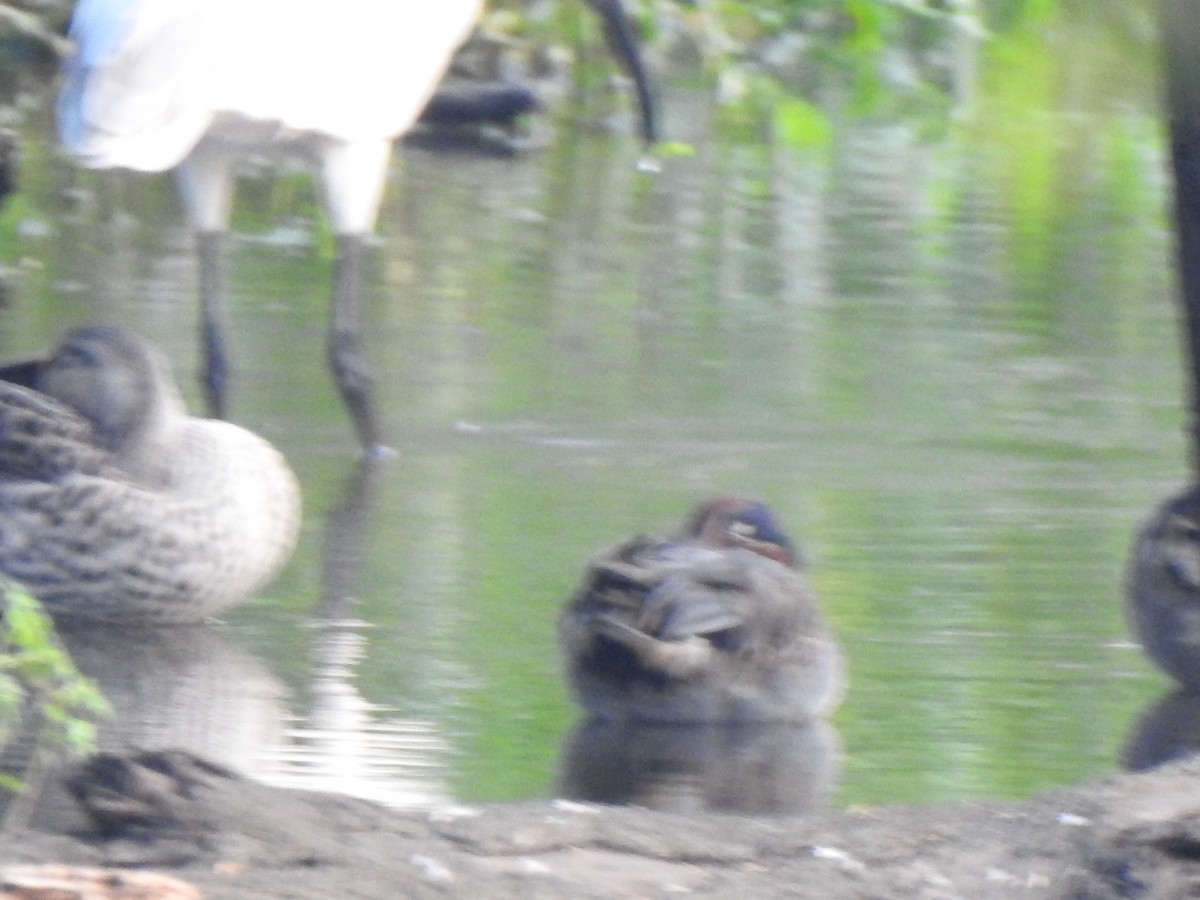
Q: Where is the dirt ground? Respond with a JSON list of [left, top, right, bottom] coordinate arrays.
[[3, 750, 1200, 899]]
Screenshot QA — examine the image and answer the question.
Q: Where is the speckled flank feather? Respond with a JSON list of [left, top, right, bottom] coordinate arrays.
[[560, 498, 845, 723], [0, 328, 300, 624], [0, 386, 109, 481]]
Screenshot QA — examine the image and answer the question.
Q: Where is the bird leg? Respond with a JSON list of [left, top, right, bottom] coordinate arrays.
[[197, 230, 229, 419], [584, 0, 659, 145], [330, 234, 385, 454]]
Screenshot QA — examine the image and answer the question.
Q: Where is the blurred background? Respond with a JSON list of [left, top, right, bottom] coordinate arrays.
[[0, 0, 1184, 811]]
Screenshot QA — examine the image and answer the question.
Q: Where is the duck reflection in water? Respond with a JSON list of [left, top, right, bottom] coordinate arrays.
[[557, 717, 840, 815], [0, 326, 300, 624], [1122, 688, 1200, 772], [560, 497, 845, 724], [557, 498, 844, 811], [0, 619, 289, 831], [1125, 486, 1200, 691]]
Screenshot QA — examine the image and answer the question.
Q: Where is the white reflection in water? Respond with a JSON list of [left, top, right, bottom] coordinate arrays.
[[258, 624, 450, 809], [58, 625, 287, 777]]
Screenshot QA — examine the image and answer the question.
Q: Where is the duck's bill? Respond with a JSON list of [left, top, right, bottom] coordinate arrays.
[[585, 0, 659, 146]]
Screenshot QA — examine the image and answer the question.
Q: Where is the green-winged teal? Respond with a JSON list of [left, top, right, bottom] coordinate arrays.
[[0, 326, 300, 624], [560, 497, 845, 723], [1126, 486, 1200, 689]]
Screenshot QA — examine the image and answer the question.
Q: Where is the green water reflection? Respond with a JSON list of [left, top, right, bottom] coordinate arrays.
[[0, 20, 1185, 808]]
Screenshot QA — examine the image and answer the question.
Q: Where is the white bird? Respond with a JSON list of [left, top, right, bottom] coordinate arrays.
[[57, 0, 657, 453]]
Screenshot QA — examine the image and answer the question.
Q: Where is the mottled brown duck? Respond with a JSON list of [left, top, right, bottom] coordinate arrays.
[[0, 326, 300, 624], [560, 497, 845, 723], [1126, 485, 1200, 689]]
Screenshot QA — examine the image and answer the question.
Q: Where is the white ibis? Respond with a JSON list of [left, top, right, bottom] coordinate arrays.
[[57, 0, 658, 453]]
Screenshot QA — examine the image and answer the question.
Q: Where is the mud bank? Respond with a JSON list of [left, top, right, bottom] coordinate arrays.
[[2, 749, 1199, 899]]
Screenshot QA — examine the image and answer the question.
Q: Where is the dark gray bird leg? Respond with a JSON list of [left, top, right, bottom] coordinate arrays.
[[330, 234, 386, 454], [197, 230, 229, 419], [585, 0, 659, 145]]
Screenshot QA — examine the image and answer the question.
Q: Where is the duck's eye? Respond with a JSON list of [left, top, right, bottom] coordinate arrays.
[[52, 346, 94, 370], [728, 520, 758, 540]]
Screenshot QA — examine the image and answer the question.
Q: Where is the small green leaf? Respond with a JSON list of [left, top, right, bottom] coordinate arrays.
[[0, 581, 110, 791], [774, 95, 832, 147]]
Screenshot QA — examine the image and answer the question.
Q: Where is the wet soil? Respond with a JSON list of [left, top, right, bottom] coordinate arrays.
[[3, 750, 1200, 899]]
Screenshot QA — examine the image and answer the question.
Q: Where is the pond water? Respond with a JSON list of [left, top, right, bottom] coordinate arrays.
[[0, 31, 1190, 813]]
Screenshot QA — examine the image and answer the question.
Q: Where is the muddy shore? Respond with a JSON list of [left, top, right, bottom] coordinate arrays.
[[2, 749, 1200, 899]]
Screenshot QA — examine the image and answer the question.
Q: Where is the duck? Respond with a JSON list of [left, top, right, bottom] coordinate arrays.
[[1125, 485, 1200, 689], [0, 326, 301, 624], [559, 497, 845, 723]]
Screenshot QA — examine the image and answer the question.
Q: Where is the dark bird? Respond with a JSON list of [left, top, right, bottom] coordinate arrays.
[[559, 497, 845, 723], [1126, 486, 1200, 688], [0, 326, 300, 624], [56, 0, 658, 454], [418, 83, 540, 130]]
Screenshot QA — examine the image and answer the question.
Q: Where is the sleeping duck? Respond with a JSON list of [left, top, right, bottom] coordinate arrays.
[[0, 326, 300, 624], [559, 497, 845, 723]]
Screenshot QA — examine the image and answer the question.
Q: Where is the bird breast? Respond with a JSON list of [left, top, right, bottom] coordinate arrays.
[[62, 0, 488, 170]]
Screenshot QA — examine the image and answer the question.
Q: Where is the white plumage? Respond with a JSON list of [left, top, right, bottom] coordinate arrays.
[[61, 0, 484, 167], [57, 0, 655, 452]]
